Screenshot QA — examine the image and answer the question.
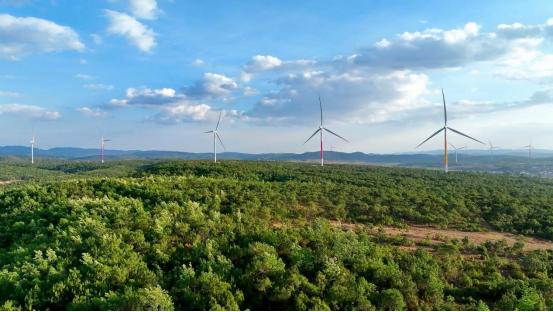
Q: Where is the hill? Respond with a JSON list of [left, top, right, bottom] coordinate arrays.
[[0, 160, 552, 310]]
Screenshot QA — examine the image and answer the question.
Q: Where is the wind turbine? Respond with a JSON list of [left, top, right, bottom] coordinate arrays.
[[205, 112, 225, 163], [304, 96, 348, 166], [448, 142, 466, 164], [522, 142, 533, 159], [416, 89, 484, 173], [488, 140, 500, 161], [101, 135, 111, 163], [30, 136, 36, 164]]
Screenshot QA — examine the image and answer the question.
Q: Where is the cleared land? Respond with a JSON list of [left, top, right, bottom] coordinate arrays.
[[330, 221, 553, 251]]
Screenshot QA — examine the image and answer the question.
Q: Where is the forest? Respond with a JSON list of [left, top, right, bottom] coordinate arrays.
[[0, 159, 552, 310]]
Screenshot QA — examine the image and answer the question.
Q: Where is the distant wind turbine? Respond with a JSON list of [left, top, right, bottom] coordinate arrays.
[[488, 140, 500, 161], [522, 142, 533, 159], [448, 142, 466, 164], [205, 112, 225, 163], [101, 135, 111, 163], [30, 136, 36, 164], [416, 89, 484, 173], [304, 96, 348, 166]]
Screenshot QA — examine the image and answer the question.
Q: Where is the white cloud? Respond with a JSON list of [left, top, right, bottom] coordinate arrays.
[[245, 55, 316, 73], [249, 68, 430, 124], [239, 71, 252, 82], [79, 59, 88, 65], [0, 104, 60, 120], [84, 83, 114, 91], [103, 86, 217, 124], [76, 106, 107, 117], [128, 0, 159, 20], [243, 86, 258, 96], [184, 73, 238, 100], [192, 58, 205, 66], [0, 14, 84, 60], [351, 22, 503, 69], [75, 73, 94, 80], [105, 10, 156, 53], [151, 102, 212, 123], [107, 87, 179, 107], [246, 55, 283, 71]]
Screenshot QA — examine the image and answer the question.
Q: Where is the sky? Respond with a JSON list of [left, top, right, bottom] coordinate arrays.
[[1, 0, 553, 153]]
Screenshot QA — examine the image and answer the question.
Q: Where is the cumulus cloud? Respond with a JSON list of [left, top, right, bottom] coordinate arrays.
[[242, 18, 553, 125], [76, 106, 107, 118], [0, 14, 84, 60], [246, 55, 283, 71], [249, 69, 429, 124], [107, 87, 179, 107], [183, 73, 238, 100], [345, 18, 553, 82], [0, 104, 60, 120], [349, 22, 505, 70], [101, 85, 227, 124], [105, 10, 156, 52], [150, 103, 212, 124], [128, 0, 159, 20], [245, 55, 316, 73]]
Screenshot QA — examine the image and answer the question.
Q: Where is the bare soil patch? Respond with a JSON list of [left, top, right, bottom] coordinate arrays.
[[330, 221, 553, 252], [0, 180, 19, 185]]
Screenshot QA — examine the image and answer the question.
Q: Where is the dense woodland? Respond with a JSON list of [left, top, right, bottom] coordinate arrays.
[[0, 159, 553, 310]]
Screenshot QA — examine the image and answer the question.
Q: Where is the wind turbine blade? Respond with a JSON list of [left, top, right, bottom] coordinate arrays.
[[215, 133, 226, 150], [319, 96, 323, 126], [459, 146, 467, 150], [447, 127, 485, 145], [416, 127, 445, 148], [324, 128, 349, 142], [215, 112, 222, 131], [448, 142, 457, 149], [204, 130, 214, 133], [442, 88, 447, 125], [303, 128, 321, 145]]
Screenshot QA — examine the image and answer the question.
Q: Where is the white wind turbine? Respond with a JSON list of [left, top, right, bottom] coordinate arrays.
[[30, 135, 36, 164], [304, 96, 348, 166], [416, 89, 484, 173], [101, 135, 111, 163], [448, 142, 466, 164], [488, 140, 500, 161], [205, 112, 225, 163]]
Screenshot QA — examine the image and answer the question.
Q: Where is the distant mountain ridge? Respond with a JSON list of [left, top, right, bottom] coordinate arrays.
[[0, 145, 551, 164]]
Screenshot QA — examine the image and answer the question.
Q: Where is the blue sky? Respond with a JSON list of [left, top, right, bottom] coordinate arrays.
[[1, 0, 553, 153]]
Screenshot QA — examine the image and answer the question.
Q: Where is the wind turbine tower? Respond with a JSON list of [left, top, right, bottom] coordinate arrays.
[[304, 97, 348, 166], [449, 142, 466, 164], [416, 89, 484, 172], [101, 135, 111, 164], [205, 112, 226, 163], [30, 136, 36, 164], [522, 142, 533, 159], [488, 140, 500, 161]]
